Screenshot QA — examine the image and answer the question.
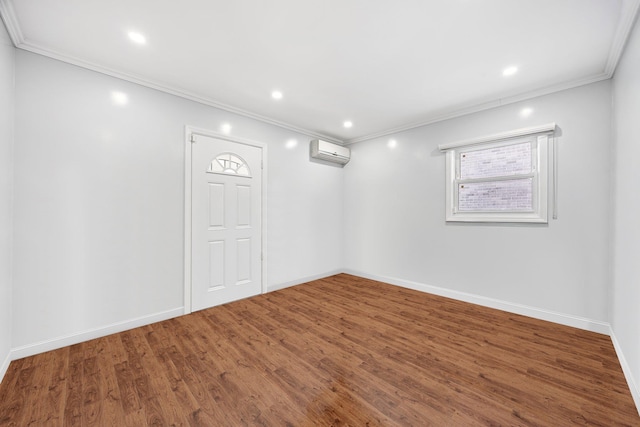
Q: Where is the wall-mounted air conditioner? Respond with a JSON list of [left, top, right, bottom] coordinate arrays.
[[310, 139, 350, 166]]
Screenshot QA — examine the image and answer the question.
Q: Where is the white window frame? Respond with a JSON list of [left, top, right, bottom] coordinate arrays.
[[439, 123, 556, 223]]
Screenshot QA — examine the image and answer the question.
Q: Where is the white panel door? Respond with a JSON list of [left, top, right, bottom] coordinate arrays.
[[191, 135, 262, 311]]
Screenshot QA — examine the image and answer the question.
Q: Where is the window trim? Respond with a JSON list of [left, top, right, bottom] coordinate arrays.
[[439, 124, 556, 223]]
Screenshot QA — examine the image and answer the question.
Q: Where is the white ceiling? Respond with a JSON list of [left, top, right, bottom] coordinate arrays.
[[1, 0, 638, 143]]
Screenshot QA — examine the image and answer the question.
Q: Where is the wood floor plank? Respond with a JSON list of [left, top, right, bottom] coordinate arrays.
[[0, 367, 27, 426], [113, 361, 142, 416], [62, 344, 84, 427], [95, 357, 127, 426], [15, 352, 54, 426], [44, 347, 70, 425], [0, 273, 638, 426]]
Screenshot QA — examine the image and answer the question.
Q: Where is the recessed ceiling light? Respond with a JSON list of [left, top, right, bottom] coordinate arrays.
[[111, 91, 128, 105], [343, 121, 353, 128], [127, 31, 147, 45], [220, 123, 232, 134], [271, 90, 283, 100], [388, 139, 397, 148], [520, 107, 533, 117], [285, 139, 298, 149], [502, 66, 518, 77]]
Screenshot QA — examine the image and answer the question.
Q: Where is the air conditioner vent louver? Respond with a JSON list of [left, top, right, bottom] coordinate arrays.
[[310, 139, 350, 166]]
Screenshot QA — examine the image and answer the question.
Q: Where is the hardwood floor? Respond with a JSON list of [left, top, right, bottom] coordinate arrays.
[[1, 274, 638, 426]]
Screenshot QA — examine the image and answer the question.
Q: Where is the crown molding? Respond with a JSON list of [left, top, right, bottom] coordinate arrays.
[[2, 0, 639, 146], [0, 0, 23, 46], [342, 0, 640, 145], [345, 72, 610, 145], [0, 0, 343, 145], [605, 0, 640, 76], [17, 40, 345, 144]]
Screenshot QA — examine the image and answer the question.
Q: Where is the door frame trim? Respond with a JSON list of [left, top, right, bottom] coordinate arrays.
[[183, 125, 268, 314]]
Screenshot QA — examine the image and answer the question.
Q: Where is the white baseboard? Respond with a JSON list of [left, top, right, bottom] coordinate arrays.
[[3, 271, 637, 416], [8, 269, 343, 362], [11, 307, 184, 360], [267, 269, 344, 293], [343, 269, 611, 335], [610, 328, 640, 416], [345, 270, 638, 414], [0, 350, 10, 385]]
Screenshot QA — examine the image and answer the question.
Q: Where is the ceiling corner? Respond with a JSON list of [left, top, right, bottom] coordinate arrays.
[[0, 0, 24, 46], [605, 0, 640, 77]]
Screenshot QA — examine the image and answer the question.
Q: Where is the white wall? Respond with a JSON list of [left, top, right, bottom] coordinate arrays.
[[12, 51, 343, 353], [0, 18, 14, 380], [612, 14, 640, 409], [344, 81, 612, 328]]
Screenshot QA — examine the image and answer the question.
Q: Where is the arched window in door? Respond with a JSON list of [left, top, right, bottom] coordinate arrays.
[[207, 153, 251, 177]]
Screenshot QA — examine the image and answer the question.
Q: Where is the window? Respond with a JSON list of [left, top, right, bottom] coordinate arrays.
[[439, 123, 556, 223], [208, 153, 251, 177]]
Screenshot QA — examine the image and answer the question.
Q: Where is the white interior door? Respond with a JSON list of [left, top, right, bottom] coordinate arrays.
[[191, 134, 263, 311]]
